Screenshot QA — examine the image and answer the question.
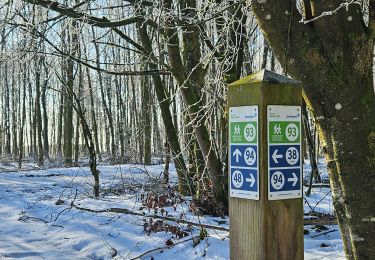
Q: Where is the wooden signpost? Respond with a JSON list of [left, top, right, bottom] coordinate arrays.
[[228, 70, 304, 260]]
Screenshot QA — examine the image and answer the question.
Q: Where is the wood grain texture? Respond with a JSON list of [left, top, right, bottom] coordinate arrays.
[[228, 73, 303, 260]]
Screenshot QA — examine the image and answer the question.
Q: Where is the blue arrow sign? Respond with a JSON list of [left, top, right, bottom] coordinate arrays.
[[230, 145, 258, 168], [269, 145, 301, 168], [230, 168, 258, 192], [269, 168, 301, 192]]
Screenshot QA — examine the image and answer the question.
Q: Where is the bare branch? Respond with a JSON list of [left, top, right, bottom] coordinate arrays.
[[23, 0, 142, 28]]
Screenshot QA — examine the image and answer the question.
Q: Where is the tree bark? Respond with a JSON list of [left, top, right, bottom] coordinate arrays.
[[18, 64, 27, 169], [42, 59, 50, 161], [136, 19, 190, 194], [85, 65, 101, 162], [162, 0, 227, 205], [35, 55, 44, 166], [142, 69, 152, 165], [92, 28, 116, 161], [251, 1, 375, 258]]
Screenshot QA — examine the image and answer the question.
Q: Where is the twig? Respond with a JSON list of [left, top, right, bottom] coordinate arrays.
[[300, 0, 360, 24], [71, 203, 229, 231], [129, 235, 200, 260], [304, 218, 337, 225], [53, 189, 78, 222], [310, 229, 338, 238], [311, 190, 332, 214], [303, 183, 330, 188], [71, 203, 337, 229]]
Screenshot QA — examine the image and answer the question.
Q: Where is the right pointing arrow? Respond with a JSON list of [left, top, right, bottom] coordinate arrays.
[[287, 172, 298, 186], [233, 149, 242, 163], [246, 173, 255, 187], [272, 149, 283, 163]]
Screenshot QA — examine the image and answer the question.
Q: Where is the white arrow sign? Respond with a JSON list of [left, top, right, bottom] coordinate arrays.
[[233, 149, 242, 163], [246, 173, 255, 187], [272, 149, 283, 163], [287, 172, 298, 186]]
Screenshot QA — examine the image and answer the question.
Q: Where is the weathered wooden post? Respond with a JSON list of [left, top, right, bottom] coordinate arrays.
[[228, 69, 303, 260]]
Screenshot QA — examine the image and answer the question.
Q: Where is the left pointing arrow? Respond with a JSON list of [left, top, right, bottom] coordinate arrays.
[[233, 149, 242, 163], [287, 172, 298, 186], [272, 149, 283, 163]]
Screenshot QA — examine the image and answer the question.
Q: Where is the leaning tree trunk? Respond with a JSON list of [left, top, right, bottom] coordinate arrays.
[[161, 0, 228, 205], [136, 19, 191, 194], [252, 1, 375, 258]]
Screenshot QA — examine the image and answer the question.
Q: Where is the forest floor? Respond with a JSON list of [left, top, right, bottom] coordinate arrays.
[[0, 160, 344, 260]]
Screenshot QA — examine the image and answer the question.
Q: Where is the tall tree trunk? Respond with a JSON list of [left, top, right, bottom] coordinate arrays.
[[136, 20, 190, 194], [18, 64, 27, 169], [302, 100, 320, 197], [63, 20, 78, 166], [11, 65, 18, 159], [74, 65, 83, 164], [92, 28, 116, 161], [42, 60, 50, 161], [56, 90, 64, 159], [4, 64, 11, 155], [114, 76, 126, 162], [35, 56, 44, 166], [142, 74, 152, 165], [252, 1, 375, 258], [85, 66, 101, 162], [64, 74, 100, 197], [163, 141, 170, 184], [161, 0, 228, 204], [28, 74, 35, 157]]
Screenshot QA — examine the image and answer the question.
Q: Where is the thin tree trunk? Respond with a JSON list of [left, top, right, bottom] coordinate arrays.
[[85, 66, 101, 162], [163, 141, 170, 184], [18, 64, 27, 169], [162, 0, 227, 204], [92, 28, 116, 161], [63, 20, 78, 166], [302, 100, 320, 196], [142, 75, 152, 165], [136, 20, 190, 193], [35, 56, 44, 166], [41, 60, 50, 161]]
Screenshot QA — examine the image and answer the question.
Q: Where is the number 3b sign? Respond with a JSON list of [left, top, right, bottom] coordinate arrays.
[[268, 105, 302, 200]]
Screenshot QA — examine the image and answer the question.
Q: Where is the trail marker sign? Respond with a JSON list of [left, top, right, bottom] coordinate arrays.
[[228, 70, 303, 260], [268, 105, 302, 200], [229, 106, 259, 200]]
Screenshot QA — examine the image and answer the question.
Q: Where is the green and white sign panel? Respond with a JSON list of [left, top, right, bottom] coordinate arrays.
[[268, 105, 302, 200], [229, 106, 259, 200]]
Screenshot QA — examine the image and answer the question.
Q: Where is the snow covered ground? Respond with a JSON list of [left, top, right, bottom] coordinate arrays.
[[0, 161, 344, 260]]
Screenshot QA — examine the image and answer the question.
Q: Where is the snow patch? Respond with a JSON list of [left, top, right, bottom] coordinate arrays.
[[352, 234, 364, 242], [361, 217, 375, 222]]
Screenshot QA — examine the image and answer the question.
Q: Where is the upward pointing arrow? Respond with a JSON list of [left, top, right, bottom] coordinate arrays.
[[272, 149, 283, 163], [233, 149, 242, 163], [288, 172, 298, 186]]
